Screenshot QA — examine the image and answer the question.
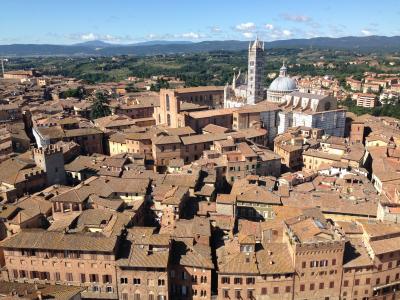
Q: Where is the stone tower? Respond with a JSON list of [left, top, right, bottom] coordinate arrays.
[[33, 145, 66, 186], [247, 37, 265, 105]]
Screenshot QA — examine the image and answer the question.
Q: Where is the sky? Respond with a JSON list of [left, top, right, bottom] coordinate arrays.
[[0, 0, 399, 45]]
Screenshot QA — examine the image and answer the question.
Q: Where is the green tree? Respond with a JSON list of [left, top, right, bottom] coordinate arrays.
[[90, 92, 111, 120], [150, 78, 170, 91], [63, 86, 86, 99]]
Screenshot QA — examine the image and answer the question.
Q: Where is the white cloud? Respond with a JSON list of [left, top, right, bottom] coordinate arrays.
[[265, 24, 274, 30], [180, 32, 201, 39], [77, 33, 119, 42], [242, 32, 254, 38], [282, 14, 311, 22], [80, 33, 97, 41], [282, 30, 292, 37], [361, 29, 372, 36], [235, 22, 256, 31]]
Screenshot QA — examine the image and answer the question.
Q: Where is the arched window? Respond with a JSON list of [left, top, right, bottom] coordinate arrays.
[[167, 114, 171, 126], [166, 94, 170, 111]]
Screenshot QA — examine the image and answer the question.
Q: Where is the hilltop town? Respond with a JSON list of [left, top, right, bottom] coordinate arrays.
[[1, 39, 400, 300]]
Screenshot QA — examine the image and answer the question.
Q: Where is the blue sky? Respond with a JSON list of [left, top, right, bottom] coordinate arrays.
[[0, 0, 399, 44]]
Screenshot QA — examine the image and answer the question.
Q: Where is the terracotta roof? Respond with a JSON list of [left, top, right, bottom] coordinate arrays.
[[370, 236, 400, 255], [1, 230, 118, 252], [171, 241, 214, 269], [0, 281, 83, 300], [343, 238, 373, 268], [119, 246, 169, 268], [217, 248, 259, 274], [152, 135, 181, 145], [256, 243, 295, 274]]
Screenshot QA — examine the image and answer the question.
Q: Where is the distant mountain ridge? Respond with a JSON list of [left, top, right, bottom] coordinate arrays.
[[1, 36, 400, 56]]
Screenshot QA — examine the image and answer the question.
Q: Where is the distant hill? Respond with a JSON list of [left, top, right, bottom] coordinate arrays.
[[131, 40, 194, 46], [1, 36, 400, 57]]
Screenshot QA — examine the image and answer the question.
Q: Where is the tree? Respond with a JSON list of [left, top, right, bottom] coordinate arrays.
[[90, 92, 111, 120], [125, 83, 139, 93], [150, 78, 170, 92], [63, 86, 86, 100]]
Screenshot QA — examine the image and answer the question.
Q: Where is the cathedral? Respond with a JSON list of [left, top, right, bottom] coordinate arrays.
[[224, 38, 297, 107], [223, 38, 346, 138], [224, 37, 265, 108]]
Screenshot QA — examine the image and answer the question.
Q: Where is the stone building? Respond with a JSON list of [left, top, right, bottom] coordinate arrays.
[[117, 228, 170, 300], [278, 91, 346, 137], [32, 145, 66, 186], [155, 87, 224, 128], [1, 230, 120, 299]]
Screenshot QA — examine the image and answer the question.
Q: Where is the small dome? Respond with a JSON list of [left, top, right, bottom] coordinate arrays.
[[268, 76, 297, 92]]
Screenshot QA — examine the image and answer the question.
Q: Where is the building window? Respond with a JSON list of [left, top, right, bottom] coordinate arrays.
[[221, 277, 230, 284], [120, 277, 128, 284], [273, 287, 279, 294], [134, 293, 141, 300], [329, 281, 334, 288], [223, 290, 229, 298], [310, 283, 315, 290], [344, 280, 349, 287], [247, 290, 254, 298], [167, 114, 171, 127], [80, 273, 86, 283], [300, 284, 305, 292], [103, 274, 112, 284], [366, 278, 371, 284], [355, 279, 360, 286], [246, 277, 255, 285], [89, 274, 99, 283], [181, 272, 187, 280], [261, 288, 267, 295], [133, 278, 141, 285], [285, 286, 291, 293], [55, 272, 61, 281], [234, 277, 242, 285], [235, 290, 241, 299], [66, 273, 73, 282], [122, 293, 128, 300], [166, 95, 170, 111], [319, 283, 324, 289], [332, 259, 336, 266], [158, 279, 165, 286]]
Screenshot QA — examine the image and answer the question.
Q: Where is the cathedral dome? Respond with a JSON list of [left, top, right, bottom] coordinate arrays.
[[268, 63, 297, 92], [268, 76, 297, 92]]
